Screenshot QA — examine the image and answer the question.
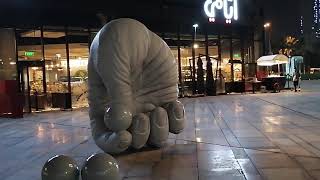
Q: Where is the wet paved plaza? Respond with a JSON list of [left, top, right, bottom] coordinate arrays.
[[1, 81, 320, 180]]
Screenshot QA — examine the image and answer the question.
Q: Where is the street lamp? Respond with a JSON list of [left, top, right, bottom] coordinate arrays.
[[193, 24, 199, 49], [193, 24, 198, 39], [264, 22, 273, 55]]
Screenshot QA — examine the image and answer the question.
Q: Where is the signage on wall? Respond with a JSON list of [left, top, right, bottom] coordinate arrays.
[[24, 51, 35, 57], [204, 0, 239, 24], [233, 54, 240, 58]]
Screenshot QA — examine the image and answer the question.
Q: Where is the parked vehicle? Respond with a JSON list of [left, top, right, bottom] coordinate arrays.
[[59, 76, 86, 85]]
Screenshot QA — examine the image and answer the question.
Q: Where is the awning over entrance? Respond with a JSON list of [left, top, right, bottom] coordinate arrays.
[[257, 54, 289, 66]]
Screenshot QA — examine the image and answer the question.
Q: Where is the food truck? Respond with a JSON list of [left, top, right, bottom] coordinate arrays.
[[256, 54, 289, 92]]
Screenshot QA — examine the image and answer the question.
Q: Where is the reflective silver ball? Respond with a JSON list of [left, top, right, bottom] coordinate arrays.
[[81, 153, 121, 180], [41, 155, 79, 180]]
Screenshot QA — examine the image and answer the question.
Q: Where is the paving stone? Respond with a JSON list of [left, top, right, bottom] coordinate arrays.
[[2, 88, 320, 180]]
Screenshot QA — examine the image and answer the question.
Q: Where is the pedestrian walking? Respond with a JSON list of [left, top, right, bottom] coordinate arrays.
[[293, 71, 300, 92]]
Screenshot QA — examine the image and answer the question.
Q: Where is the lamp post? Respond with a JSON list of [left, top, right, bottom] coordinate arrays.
[[191, 24, 198, 95], [193, 24, 199, 49], [264, 22, 272, 55]]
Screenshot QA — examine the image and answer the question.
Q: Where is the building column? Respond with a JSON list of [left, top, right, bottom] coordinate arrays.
[[65, 27, 72, 110], [0, 28, 17, 81], [241, 37, 245, 81], [41, 26, 47, 94], [192, 30, 196, 95], [230, 32, 234, 82]]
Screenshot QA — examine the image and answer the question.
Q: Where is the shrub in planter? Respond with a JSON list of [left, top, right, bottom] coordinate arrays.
[[301, 73, 320, 80]]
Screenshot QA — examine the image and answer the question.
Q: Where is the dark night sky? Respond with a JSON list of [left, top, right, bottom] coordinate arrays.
[[263, 0, 304, 42]]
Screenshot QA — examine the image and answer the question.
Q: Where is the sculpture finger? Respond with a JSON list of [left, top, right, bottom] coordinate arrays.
[[148, 107, 169, 147], [94, 130, 132, 154], [165, 100, 185, 134], [104, 104, 132, 132], [129, 113, 150, 149]]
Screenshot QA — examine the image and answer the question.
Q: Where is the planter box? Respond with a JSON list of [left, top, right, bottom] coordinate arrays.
[[0, 80, 19, 95], [0, 94, 24, 118], [51, 92, 72, 109], [0, 80, 23, 118]]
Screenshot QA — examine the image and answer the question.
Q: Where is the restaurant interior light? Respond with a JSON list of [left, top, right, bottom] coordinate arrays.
[[264, 23, 271, 28], [193, 43, 199, 49]]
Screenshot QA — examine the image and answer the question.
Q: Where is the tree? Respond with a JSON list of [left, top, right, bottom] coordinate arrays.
[[278, 36, 304, 57]]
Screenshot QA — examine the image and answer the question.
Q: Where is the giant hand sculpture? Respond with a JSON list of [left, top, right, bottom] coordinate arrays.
[[88, 18, 185, 154]]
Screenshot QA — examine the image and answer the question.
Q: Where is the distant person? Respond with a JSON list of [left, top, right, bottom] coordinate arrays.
[[293, 71, 300, 92]]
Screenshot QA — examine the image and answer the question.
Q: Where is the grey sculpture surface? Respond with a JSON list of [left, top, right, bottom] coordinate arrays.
[[88, 18, 185, 154], [81, 153, 121, 180], [41, 155, 79, 180]]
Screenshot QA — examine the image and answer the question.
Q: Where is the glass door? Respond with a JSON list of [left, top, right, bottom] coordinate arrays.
[[20, 63, 46, 112], [21, 66, 31, 113]]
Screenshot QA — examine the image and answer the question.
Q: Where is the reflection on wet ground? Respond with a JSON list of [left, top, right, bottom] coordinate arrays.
[[1, 91, 320, 180]]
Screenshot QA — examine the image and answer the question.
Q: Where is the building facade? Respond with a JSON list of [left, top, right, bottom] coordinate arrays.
[[297, 0, 320, 69], [0, 0, 265, 113], [313, 0, 320, 38]]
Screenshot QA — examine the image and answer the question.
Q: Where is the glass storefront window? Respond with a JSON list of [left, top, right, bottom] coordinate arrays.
[[16, 28, 46, 112], [220, 38, 232, 82], [163, 33, 179, 60], [13, 23, 262, 111], [194, 34, 206, 94], [208, 35, 219, 77], [16, 28, 43, 61], [16, 27, 94, 111], [43, 28, 69, 93], [232, 39, 242, 82], [179, 34, 193, 95], [68, 28, 90, 108], [42, 28, 69, 109], [28, 66, 44, 93], [163, 33, 182, 95]]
